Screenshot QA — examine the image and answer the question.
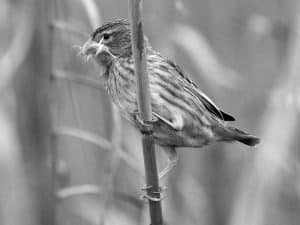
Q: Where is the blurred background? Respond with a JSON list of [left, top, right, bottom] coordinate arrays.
[[1, 0, 300, 225]]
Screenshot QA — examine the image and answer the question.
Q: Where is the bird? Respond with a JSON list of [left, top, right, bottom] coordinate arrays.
[[79, 19, 260, 179]]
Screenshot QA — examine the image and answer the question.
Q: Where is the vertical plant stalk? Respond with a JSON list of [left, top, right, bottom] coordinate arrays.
[[129, 1, 164, 225], [49, 0, 59, 224], [14, 0, 55, 224], [229, 4, 300, 225]]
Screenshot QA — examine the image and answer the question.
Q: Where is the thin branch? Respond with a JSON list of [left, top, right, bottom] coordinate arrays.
[[57, 185, 144, 209], [53, 126, 111, 150], [57, 185, 103, 199], [129, 1, 164, 225], [53, 126, 142, 175]]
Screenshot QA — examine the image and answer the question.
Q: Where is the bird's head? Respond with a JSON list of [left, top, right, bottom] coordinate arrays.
[[80, 19, 132, 65]]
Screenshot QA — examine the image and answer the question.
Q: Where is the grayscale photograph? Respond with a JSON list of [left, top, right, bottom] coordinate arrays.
[[0, 0, 299, 225]]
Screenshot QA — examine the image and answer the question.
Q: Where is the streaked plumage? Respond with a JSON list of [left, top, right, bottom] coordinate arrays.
[[82, 20, 259, 147], [80, 20, 259, 178], [80, 20, 259, 149]]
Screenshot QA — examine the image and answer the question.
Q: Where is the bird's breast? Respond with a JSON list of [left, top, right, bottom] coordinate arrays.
[[106, 59, 138, 119]]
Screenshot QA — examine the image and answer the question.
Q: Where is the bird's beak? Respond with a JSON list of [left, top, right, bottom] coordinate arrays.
[[80, 38, 109, 60]]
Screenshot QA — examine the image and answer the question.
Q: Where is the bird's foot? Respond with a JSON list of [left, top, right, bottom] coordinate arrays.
[[132, 110, 158, 133], [140, 194, 164, 202], [140, 185, 166, 202], [141, 185, 167, 193]]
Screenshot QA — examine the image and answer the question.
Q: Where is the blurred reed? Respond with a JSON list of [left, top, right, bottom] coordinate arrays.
[[230, 4, 300, 225]]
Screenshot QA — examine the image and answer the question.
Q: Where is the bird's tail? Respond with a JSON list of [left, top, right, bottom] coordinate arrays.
[[216, 126, 260, 147]]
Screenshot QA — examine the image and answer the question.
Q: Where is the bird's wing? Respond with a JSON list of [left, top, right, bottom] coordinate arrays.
[[167, 59, 235, 121], [153, 112, 184, 131], [184, 86, 235, 121]]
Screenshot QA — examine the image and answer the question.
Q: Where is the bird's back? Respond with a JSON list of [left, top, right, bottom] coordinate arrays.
[[106, 49, 235, 147], [80, 19, 259, 147]]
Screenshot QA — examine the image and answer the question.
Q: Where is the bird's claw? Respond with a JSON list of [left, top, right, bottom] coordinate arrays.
[[140, 194, 164, 202], [140, 185, 166, 202], [133, 111, 158, 133], [141, 185, 167, 192]]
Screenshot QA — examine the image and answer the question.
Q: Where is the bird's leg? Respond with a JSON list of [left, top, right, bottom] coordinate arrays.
[[152, 112, 184, 131], [159, 146, 178, 180], [132, 110, 158, 132], [140, 146, 177, 201]]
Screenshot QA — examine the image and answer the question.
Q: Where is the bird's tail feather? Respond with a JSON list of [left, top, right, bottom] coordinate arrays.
[[216, 126, 260, 147]]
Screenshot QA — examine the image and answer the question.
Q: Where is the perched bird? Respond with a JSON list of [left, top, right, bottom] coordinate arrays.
[[80, 19, 260, 179]]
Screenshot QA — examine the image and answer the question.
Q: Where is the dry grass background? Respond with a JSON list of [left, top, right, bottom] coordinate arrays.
[[0, 0, 299, 225]]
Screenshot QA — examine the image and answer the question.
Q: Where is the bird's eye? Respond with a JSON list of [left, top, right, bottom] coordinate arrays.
[[103, 33, 111, 41]]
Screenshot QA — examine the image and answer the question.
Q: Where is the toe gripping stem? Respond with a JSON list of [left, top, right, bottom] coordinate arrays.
[[135, 112, 158, 135], [141, 185, 165, 202]]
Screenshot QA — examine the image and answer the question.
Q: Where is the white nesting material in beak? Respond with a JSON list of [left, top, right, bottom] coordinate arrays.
[[80, 38, 110, 59], [80, 37, 117, 63]]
